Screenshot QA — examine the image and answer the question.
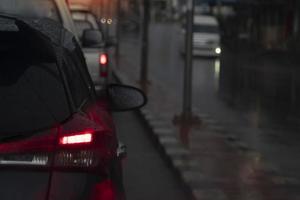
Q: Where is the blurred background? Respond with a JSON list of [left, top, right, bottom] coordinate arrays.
[[69, 0, 300, 199]]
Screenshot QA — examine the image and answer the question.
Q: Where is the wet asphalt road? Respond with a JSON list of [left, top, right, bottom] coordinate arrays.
[[113, 112, 189, 200], [118, 22, 300, 180]]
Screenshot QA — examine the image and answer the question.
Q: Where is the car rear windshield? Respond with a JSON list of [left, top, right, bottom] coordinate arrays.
[[0, 0, 61, 22], [73, 20, 94, 39], [0, 31, 70, 134], [72, 12, 100, 39], [193, 25, 219, 33]]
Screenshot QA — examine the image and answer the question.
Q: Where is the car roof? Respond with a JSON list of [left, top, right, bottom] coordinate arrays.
[[194, 15, 218, 25], [70, 8, 99, 30], [69, 4, 90, 12]]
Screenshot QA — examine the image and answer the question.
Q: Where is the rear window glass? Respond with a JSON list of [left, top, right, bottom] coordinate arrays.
[[0, 32, 70, 134], [72, 12, 98, 28], [0, 0, 61, 22], [72, 12, 101, 39], [74, 20, 93, 39], [0, 61, 70, 133]]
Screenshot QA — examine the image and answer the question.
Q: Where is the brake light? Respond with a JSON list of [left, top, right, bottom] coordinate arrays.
[[99, 54, 108, 77], [59, 132, 93, 145], [100, 54, 108, 65]]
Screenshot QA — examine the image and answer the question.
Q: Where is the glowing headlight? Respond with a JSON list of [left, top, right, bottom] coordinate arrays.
[[215, 47, 221, 54]]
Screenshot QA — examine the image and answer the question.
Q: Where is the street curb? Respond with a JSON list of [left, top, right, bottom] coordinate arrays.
[[112, 70, 226, 200]]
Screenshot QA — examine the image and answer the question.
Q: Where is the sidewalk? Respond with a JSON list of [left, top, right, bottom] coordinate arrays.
[[111, 25, 300, 200]]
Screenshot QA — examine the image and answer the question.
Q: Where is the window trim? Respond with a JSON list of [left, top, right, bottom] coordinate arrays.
[[71, 40, 96, 94], [54, 52, 76, 113], [62, 53, 92, 112]]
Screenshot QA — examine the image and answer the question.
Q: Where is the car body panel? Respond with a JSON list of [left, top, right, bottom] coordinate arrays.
[[0, 171, 51, 200], [193, 32, 220, 56], [84, 48, 108, 87]]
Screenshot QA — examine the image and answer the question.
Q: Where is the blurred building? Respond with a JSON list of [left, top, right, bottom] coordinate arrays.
[[69, 0, 117, 19], [229, 0, 300, 50]]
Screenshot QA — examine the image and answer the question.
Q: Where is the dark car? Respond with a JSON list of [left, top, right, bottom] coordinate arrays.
[[0, 16, 146, 200]]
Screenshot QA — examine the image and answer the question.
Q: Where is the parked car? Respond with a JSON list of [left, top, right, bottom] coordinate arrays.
[[181, 15, 221, 57], [70, 4, 112, 91], [0, 15, 146, 200]]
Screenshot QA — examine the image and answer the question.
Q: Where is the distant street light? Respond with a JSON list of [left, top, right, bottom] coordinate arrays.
[[182, 0, 195, 120]]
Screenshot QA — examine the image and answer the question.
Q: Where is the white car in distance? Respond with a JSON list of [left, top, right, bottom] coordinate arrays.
[[182, 15, 221, 57]]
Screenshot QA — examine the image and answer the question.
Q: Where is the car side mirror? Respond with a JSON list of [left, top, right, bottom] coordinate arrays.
[[106, 84, 147, 112], [82, 29, 105, 47]]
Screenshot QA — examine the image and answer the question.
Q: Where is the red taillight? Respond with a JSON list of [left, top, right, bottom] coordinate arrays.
[[0, 112, 114, 171], [99, 54, 109, 78], [0, 113, 114, 170], [55, 130, 99, 168], [100, 54, 108, 65], [59, 132, 93, 145]]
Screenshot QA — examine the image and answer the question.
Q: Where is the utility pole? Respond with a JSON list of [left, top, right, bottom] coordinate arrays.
[[139, 0, 150, 92], [173, 0, 200, 147], [182, 0, 195, 120], [216, 0, 222, 17]]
